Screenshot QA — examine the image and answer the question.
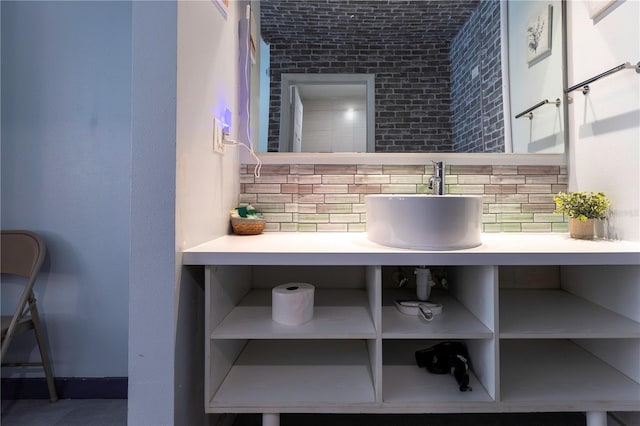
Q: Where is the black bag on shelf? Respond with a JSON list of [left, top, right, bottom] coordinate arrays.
[[415, 341, 472, 392]]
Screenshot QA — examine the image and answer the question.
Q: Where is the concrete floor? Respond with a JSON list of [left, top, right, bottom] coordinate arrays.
[[1, 399, 127, 426]]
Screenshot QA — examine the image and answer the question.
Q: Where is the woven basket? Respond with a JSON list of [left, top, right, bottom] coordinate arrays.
[[231, 217, 266, 235]]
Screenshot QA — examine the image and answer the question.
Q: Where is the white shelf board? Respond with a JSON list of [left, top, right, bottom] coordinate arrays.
[[500, 289, 640, 338], [501, 340, 640, 406], [183, 232, 640, 266], [210, 339, 376, 409], [382, 339, 493, 404], [211, 289, 376, 339], [382, 288, 493, 339]]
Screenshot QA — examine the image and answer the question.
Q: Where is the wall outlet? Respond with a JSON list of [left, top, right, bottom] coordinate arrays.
[[471, 65, 479, 79], [213, 119, 224, 154]]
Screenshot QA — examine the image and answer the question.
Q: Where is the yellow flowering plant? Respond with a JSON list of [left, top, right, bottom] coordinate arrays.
[[553, 191, 610, 222]]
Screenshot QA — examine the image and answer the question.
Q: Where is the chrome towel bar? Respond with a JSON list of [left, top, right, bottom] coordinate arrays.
[[515, 98, 561, 119], [564, 61, 640, 95]]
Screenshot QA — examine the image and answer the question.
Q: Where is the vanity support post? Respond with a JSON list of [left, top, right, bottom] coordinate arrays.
[[586, 411, 607, 426], [262, 413, 280, 426]]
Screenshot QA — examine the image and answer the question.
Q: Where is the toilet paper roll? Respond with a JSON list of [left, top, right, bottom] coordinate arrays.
[[272, 282, 315, 326]]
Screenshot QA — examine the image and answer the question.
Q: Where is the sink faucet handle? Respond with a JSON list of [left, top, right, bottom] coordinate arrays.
[[429, 161, 446, 195], [428, 176, 437, 190]]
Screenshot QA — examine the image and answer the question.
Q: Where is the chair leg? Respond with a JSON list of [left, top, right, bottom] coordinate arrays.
[[1, 311, 24, 362], [1, 331, 14, 362], [29, 300, 58, 402]]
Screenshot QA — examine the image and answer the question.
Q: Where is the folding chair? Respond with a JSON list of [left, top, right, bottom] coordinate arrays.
[[1, 230, 58, 402]]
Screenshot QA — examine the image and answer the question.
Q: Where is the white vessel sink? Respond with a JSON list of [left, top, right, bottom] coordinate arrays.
[[365, 194, 483, 250]]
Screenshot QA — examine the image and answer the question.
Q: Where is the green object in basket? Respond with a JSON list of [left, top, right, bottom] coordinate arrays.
[[236, 206, 248, 218]]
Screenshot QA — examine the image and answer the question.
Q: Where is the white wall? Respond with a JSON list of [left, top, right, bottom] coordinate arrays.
[[175, 0, 244, 425], [301, 99, 367, 152], [1, 1, 131, 378], [566, 0, 640, 241], [128, 2, 177, 425], [176, 1, 243, 249], [508, 0, 564, 153]]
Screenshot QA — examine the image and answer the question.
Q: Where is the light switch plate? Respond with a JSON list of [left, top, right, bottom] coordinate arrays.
[[213, 119, 224, 154]]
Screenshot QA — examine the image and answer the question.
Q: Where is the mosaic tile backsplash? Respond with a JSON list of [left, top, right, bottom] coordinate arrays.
[[239, 164, 569, 233]]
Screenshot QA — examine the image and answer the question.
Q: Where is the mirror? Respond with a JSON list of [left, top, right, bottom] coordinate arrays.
[[253, 0, 566, 154]]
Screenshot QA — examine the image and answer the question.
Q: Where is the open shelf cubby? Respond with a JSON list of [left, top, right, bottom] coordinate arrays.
[[209, 339, 377, 411], [212, 288, 377, 339], [382, 339, 494, 406], [382, 288, 493, 339], [499, 289, 640, 338], [500, 339, 640, 410]]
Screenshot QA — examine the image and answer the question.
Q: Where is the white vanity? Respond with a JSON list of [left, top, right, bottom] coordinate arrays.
[[183, 233, 640, 426]]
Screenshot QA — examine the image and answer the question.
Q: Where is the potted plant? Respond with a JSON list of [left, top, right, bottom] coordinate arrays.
[[553, 191, 610, 239]]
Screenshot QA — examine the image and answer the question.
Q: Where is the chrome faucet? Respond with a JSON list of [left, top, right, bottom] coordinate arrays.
[[428, 161, 445, 195]]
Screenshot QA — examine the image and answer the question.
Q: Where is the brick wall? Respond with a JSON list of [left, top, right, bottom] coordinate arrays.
[[450, 0, 505, 153], [261, 0, 486, 153], [266, 41, 454, 153], [239, 163, 568, 233]]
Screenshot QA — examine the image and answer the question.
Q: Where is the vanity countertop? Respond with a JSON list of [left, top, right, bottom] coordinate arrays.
[[182, 232, 640, 266]]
